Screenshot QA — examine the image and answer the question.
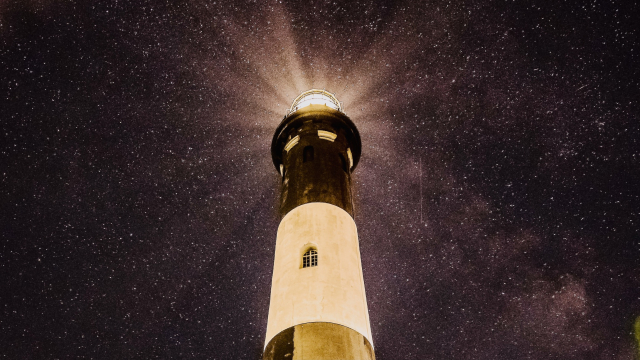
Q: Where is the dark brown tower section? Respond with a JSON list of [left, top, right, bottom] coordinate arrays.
[[271, 104, 362, 217], [263, 323, 375, 360]]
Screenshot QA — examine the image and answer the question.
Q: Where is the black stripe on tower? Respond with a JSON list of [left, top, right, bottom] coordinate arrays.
[[271, 105, 362, 218], [263, 322, 375, 360]]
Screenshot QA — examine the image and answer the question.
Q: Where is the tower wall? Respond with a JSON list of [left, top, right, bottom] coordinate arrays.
[[263, 323, 374, 360], [264, 202, 373, 348], [265, 97, 374, 359], [271, 105, 361, 217]]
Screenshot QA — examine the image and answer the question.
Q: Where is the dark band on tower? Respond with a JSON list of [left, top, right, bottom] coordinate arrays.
[[271, 95, 361, 217]]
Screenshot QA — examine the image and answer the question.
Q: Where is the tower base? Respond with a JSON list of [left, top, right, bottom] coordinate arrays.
[[263, 322, 375, 360]]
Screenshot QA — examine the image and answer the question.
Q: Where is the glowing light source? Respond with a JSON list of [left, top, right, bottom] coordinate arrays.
[[284, 135, 300, 152], [289, 89, 343, 114], [318, 130, 337, 142]]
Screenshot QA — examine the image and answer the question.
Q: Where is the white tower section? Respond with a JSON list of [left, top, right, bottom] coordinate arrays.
[[265, 202, 373, 345]]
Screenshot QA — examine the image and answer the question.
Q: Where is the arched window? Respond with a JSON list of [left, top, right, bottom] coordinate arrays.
[[302, 249, 318, 268], [303, 146, 314, 163]]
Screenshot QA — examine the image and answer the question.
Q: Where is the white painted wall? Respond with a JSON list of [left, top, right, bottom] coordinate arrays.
[[264, 202, 373, 349]]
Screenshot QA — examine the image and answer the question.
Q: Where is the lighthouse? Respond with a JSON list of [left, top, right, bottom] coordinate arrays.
[[263, 90, 375, 360]]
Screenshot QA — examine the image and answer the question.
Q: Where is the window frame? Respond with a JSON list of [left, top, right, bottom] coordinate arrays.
[[302, 248, 318, 268]]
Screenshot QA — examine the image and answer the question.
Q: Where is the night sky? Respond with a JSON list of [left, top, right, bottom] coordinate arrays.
[[2, 0, 639, 359]]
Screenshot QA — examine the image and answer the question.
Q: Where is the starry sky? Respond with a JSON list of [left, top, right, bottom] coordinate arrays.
[[1, 0, 639, 359]]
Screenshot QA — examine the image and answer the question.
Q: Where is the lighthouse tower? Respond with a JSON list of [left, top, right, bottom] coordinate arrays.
[[263, 90, 375, 360]]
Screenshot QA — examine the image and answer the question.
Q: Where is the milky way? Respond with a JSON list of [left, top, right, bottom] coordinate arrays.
[[1, 0, 639, 359]]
